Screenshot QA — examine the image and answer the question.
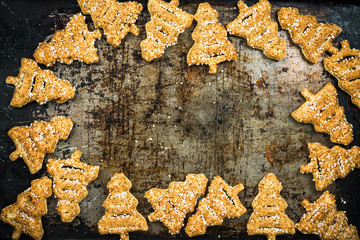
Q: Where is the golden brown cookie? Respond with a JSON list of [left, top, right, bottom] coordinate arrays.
[[8, 116, 73, 174], [0, 177, 52, 240], [33, 13, 101, 67], [324, 40, 360, 108], [247, 173, 295, 240], [98, 173, 148, 240], [291, 82, 353, 145], [226, 0, 286, 60], [47, 150, 99, 222], [301, 142, 360, 191], [187, 2, 238, 74], [78, 0, 142, 48], [296, 190, 360, 240], [6, 58, 75, 108], [278, 7, 341, 64], [140, 0, 193, 61], [145, 174, 208, 235], [185, 176, 246, 237]]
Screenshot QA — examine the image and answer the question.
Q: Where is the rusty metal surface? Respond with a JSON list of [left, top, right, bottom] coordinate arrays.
[[1, 0, 360, 239]]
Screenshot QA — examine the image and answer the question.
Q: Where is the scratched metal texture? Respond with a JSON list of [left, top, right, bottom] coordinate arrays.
[[0, 0, 360, 239]]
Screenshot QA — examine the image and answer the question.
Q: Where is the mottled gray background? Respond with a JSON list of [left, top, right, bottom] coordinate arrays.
[[0, 0, 360, 239]]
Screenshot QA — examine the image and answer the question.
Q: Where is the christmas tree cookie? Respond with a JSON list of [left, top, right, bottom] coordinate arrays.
[[145, 174, 208, 234], [77, 0, 142, 48], [301, 142, 360, 191], [324, 40, 360, 108], [8, 116, 73, 174], [187, 2, 238, 74], [185, 176, 246, 237], [227, 0, 286, 60], [247, 173, 295, 240], [98, 173, 148, 240], [33, 13, 101, 67], [141, 0, 193, 61], [6, 58, 75, 108], [291, 82, 353, 145], [47, 150, 99, 222], [0, 177, 52, 240], [278, 7, 341, 64], [297, 191, 359, 240]]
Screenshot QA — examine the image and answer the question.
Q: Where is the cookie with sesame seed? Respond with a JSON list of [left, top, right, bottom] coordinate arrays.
[[301, 142, 360, 191], [324, 40, 360, 109], [278, 7, 341, 64], [6, 58, 75, 108], [145, 174, 208, 235], [47, 150, 99, 222], [187, 2, 238, 74], [78, 0, 142, 48], [33, 13, 102, 67], [98, 173, 148, 240], [226, 0, 286, 61], [0, 177, 52, 240], [8, 116, 73, 174], [247, 173, 295, 240], [296, 190, 360, 240], [140, 0, 193, 61], [291, 82, 353, 145], [185, 176, 246, 237]]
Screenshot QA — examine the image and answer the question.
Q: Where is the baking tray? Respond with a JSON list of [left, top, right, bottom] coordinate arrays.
[[1, 0, 360, 239]]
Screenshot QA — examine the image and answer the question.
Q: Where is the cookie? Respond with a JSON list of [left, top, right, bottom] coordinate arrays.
[[6, 58, 75, 108], [296, 190, 360, 240], [145, 174, 208, 235], [0, 177, 52, 240], [187, 2, 238, 74], [185, 176, 246, 237], [140, 0, 193, 61], [226, 0, 286, 60], [98, 173, 148, 240], [33, 13, 102, 67], [278, 7, 341, 64], [47, 150, 99, 222], [8, 116, 73, 174], [301, 142, 360, 191], [324, 40, 360, 108], [247, 173, 295, 240], [291, 82, 353, 145], [78, 0, 142, 48]]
